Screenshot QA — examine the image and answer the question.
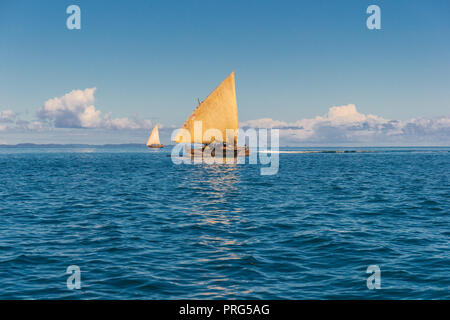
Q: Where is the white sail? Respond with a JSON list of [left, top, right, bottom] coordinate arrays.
[[147, 125, 160, 146]]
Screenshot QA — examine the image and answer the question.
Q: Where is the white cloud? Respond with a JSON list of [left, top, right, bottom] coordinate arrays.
[[0, 109, 16, 123], [3, 96, 450, 145], [36, 88, 152, 130], [241, 104, 450, 145], [240, 118, 290, 129]]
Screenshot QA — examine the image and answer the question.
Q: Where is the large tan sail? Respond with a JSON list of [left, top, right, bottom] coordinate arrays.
[[147, 124, 161, 146], [173, 71, 238, 144]]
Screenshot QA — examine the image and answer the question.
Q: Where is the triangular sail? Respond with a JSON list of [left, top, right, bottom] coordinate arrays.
[[173, 71, 238, 144], [147, 125, 160, 146]]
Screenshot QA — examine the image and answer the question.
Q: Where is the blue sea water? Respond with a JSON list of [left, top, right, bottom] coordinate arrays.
[[0, 146, 448, 299]]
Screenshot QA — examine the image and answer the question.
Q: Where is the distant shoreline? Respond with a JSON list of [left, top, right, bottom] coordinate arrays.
[[0, 143, 448, 149], [0, 143, 148, 148]]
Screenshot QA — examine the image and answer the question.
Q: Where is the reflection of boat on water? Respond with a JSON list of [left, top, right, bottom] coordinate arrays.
[[173, 71, 249, 158], [146, 124, 164, 148]]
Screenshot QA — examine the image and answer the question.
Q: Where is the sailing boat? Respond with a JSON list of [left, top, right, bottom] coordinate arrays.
[[146, 124, 164, 148], [173, 71, 249, 157]]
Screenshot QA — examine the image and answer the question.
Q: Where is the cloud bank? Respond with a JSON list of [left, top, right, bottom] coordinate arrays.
[[240, 104, 450, 145], [2, 90, 449, 145], [36, 87, 152, 130]]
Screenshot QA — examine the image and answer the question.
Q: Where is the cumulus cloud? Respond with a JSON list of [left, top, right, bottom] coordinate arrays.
[[3, 95, 450, 146], [37, 88, 152, 130], [240, 104, 450, 145]]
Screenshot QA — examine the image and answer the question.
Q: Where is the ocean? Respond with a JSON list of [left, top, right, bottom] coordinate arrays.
[[0, 146, 448, 299]]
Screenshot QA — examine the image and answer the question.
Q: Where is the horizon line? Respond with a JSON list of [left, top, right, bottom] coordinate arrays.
[[1, 143, 449, 148]]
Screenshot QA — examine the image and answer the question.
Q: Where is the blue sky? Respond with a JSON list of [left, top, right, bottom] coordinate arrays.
[[0, 0, 449, 145]]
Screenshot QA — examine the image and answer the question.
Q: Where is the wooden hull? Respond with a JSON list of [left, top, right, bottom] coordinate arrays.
[[147, 144, 164, 148], [187, 146, 249, 158]]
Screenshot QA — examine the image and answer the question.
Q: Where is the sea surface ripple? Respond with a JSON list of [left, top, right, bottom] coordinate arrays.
[[0, 146, 449, 299]]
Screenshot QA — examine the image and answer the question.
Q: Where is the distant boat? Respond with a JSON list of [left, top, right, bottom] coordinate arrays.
[[173, 71, 249, 157], [146, 124, 164, 148]]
